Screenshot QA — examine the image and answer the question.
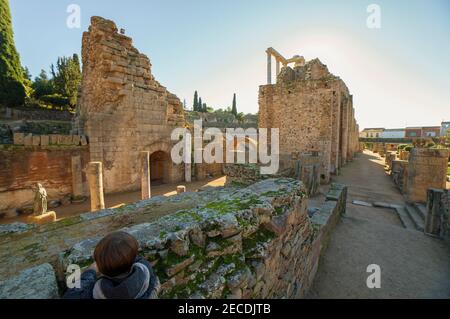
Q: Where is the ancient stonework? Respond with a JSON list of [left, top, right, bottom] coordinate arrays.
[[74, 17, 186, 194], [259, 58, 360, 183], [405, 148, 449, 203], [0, 178, 347, 299]]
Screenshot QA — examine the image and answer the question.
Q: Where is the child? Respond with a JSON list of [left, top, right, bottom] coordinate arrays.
[[64, 231, 160, 299]]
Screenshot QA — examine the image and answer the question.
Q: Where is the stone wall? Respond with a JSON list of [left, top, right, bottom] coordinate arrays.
[[74, 17, 186, 194], [0, 145, 89, 213], [0, 106, 74, 122], [424, 188, 450, 241], [391, 159, 409, 193], [259, 59, 359, 183], [405, 148, 449, 203], [0, 178, 347, 299]]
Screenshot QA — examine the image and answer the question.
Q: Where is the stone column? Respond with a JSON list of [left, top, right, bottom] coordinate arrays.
[[87, 162, 105, 211], [267, 51, 272, 85], [71, 155, 84, 197], [276, 59, 280, 77], [140, 151, 151, 200], [185, 163, 192, 183], [424, 188, 443, 236]]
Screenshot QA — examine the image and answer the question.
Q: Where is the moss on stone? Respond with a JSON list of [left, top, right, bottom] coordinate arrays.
[[242, 228, 275, 253]]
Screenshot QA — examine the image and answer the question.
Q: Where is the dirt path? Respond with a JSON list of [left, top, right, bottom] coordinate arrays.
[[308, 150, 450, 299]]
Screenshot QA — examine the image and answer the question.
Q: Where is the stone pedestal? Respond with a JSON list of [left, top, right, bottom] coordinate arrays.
[[26, 211, 57, 225], [71, 155, 84, 197], [405, 148, 448, 203], [140, 151, 151, 200], [177, 185, 186, 194], [87, 162, 105, 211]]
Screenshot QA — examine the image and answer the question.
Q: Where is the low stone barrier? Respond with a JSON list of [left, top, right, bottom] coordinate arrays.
[[0, 178, 348, 299], [405, 148, 449, 203], [13, 133, 88, 147]]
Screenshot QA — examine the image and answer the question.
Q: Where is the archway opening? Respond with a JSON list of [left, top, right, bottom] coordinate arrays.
[[150, 151, 171, 185]]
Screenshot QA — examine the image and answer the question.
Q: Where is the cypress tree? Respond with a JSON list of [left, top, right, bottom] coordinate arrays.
[[0, 0, 27, 107], [193, 91, 199, 111], [198, 97, 202, 112], [231, 93, 237, 116]]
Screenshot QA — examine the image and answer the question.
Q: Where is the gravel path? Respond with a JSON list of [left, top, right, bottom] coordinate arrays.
[[308, 151, 450, 299]]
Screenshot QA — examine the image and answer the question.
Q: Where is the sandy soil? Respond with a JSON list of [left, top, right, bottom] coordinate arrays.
[[307, 151, 450, 299]]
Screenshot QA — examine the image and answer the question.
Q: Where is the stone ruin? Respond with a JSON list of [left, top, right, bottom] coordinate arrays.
[[73, 16, 186, 194], [388, 148, 448, 203], [0, 19, 358, 299], [259, 51, 360, 183], [0, 179, 348, 299]]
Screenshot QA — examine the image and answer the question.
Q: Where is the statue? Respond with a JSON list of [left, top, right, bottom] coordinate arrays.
[[33, 183, 48, 216]]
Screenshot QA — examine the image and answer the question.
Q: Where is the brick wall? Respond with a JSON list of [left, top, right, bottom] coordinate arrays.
[[0, 145, 89, 211]]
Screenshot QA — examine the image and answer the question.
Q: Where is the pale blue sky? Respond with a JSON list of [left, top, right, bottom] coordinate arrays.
[[9, 0, 450, 129]]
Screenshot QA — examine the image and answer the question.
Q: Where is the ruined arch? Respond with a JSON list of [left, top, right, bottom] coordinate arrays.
[[145, 141, 174, 185]]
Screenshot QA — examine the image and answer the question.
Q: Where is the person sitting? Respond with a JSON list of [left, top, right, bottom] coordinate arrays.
[[64, 231, 160, 299]]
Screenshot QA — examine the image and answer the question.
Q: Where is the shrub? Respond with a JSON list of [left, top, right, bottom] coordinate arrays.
[[404, 146, 413, 152], [397, 144, 408, 151], [39, 94, 70, 108]]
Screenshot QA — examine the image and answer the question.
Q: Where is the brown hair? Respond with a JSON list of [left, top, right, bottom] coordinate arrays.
[[94, 231, 139, 277]]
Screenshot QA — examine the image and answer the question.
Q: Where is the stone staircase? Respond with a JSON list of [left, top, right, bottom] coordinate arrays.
[[394, 203, 426, 232]]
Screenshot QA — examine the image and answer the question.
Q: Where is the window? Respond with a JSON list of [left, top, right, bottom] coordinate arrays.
[[410, 132, 417, 137]]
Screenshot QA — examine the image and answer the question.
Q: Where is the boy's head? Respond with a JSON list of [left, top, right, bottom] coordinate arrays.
[[94, 231, 139, 277]]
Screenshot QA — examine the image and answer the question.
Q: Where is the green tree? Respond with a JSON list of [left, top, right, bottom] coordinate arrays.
[[198, 97, 203, 112], [0, 0, 27, 107], [51, 54, 81, 107], [202, 103, 207, 113], [32, 70, 55, 98], [231, 93, 237, 116], [193, 91, 199, 111]]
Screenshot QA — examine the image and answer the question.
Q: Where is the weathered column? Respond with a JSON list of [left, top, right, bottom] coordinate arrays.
[[267, 51, 272, 84], [140, 151, 151, 200], [71, 155, 84, 197], [87, 162, 105, 211], [185, 163, 192, 183], [276, 59, 280, 77], [424, 188, 444, 236]]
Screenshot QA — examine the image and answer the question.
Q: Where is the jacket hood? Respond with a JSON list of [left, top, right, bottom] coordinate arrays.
[[93, 262, 151, 299]]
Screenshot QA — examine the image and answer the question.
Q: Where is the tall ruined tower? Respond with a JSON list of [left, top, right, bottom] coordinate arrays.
[[75, 17, 185, 193], [259, 54, 360, 183]]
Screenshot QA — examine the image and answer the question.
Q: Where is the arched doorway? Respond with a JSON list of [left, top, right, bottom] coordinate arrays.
[[150, 151, 171, 185]]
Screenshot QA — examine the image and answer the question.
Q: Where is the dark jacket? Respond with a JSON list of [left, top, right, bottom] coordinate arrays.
[[63, 257, 160, 299]]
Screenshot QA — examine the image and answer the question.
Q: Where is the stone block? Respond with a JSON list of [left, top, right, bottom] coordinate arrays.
[[13, 133, 24, 145], [0, 263, 59, 299], [40, 135, 50, 146], [26, 211, 57, 225], [49, 134, 59, 145], [32, 135, 41, 146], [72, 135, 81, 146], [23, 134, 33, 146], [80, 136, 88, 146]]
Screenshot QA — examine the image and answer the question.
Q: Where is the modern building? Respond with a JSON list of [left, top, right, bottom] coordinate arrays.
[[440, 121, 450, 137], [421, 126, 441, 137], [360, 128, 384, 138], [405, 127, 422, 138]]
